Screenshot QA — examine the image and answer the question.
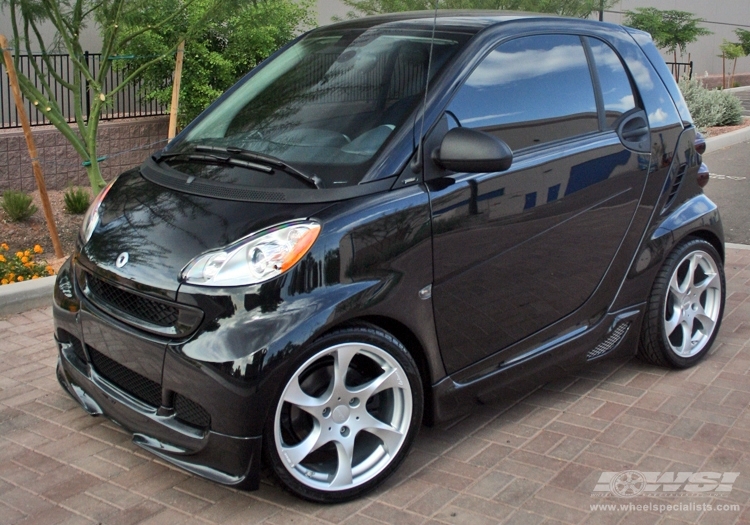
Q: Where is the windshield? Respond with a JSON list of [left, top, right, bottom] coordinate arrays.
[[172, 27, 467, 188]]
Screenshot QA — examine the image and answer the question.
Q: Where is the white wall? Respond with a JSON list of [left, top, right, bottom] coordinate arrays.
[[0, 7, 101, 54]]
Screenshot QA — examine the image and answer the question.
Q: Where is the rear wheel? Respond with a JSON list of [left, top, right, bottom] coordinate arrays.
[[638, 238, 725, 368], [264, 325, 422, 502]]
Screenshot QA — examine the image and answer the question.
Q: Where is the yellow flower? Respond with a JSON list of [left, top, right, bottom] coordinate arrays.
[[47, 268, 55, 275], [15, 252, 23, 258], [0, 243, 8, 250], [0, 255, 5, 262], [33, 245, 43, 254], [32, 275, 39, 280], [21, 256, 29, 263], [24, 250, 30, 257], [1, 279, 7, 285], [17, 276, 24, 282]]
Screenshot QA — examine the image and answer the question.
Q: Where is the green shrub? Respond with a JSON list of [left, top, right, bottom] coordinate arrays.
[[1, 190, 37, 222], [63, 187, 91, 214], [679, 78, 744, 129]]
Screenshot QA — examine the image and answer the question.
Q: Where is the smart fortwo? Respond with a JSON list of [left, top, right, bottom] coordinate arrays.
[[53, 11, 724, 502]]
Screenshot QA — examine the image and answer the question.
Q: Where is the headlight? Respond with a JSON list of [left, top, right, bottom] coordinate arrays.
[[181, 221, 321, 286], [80, 178, 117, 245]]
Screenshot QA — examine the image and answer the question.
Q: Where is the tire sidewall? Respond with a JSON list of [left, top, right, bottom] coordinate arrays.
[[262, 325, 423, 503]]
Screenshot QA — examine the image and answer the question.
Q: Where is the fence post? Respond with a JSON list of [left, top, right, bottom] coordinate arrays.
[[84, 51, 91, 120], [0, 34, 64, 259]]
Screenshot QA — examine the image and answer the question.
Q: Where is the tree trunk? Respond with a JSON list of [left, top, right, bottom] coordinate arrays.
[[84, 160, 107, 195], [730, 58, 738, 88]]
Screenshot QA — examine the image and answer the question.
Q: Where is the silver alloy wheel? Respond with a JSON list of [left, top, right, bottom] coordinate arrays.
[[273, 342, 413, 492], [663, 249, 722, 358]]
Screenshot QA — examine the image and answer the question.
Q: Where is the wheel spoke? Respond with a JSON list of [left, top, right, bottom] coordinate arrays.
[[664, 305, 682, 336], [673, 321, 692, 355], [669, 270, 688, 303], [695, 311, 716, 336], [330, 439, 355, 488], [283, 377, 329, 416], [332, 345, 359, 395], [359, 412, 405, 454], [349, 367, 403, 400], [281, 425, 326, 467], [692, 271, 719, 296]]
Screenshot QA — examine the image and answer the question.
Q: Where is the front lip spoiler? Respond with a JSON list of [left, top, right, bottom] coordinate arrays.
[[55, 340, 262, 490]]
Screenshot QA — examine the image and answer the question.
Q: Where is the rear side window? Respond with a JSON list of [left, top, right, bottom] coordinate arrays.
[[588, 37, 637, 127], [447, 34, 598, 151]]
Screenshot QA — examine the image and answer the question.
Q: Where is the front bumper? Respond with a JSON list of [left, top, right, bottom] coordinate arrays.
[[52, 258, 262, 490]]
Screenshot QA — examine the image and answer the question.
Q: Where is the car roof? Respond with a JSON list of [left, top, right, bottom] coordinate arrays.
[[320, 9, 602, 34]]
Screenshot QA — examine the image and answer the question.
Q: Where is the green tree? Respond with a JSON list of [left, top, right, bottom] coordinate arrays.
[[1, 0, 217, 193], [118, 0, 314, 128], [735, 28, 750, 56], [720, 40, 744, 88], [624, 8, 711, 66], [336, 0, 615, 20]]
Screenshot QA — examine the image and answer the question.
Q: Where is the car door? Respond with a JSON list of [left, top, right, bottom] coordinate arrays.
[[427, 34, 651, 374]]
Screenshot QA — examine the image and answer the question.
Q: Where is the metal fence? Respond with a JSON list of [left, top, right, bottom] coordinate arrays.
[[666, 61, 693, 80], [1, 52, 168, 129]]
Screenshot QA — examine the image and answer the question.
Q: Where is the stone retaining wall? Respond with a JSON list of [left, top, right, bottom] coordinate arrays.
[[0, 115, 169, 192]]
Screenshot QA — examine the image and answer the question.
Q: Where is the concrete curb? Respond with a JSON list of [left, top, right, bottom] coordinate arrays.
[[0, 276, 55, 317], [705, 124, 750, 152]]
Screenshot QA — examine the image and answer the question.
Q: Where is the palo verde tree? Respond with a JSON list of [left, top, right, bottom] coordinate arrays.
[[624, 8, 711, 67], [1, 0, 220, 193], [335, 0, 615, 20], [116, 0, 313, 128]]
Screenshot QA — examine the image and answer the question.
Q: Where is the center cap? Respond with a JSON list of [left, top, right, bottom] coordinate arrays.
[[332, 405, 350, 424]]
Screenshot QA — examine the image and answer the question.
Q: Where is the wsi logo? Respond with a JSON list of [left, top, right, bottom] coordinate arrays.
[[592, 471, 740, 498]]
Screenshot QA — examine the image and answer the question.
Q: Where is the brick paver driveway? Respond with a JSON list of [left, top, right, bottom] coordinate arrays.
[[2, 247, 750, 525]]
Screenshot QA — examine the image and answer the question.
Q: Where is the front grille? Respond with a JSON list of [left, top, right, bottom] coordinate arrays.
[[174, 394, 211, 428], [587, 322, 630, 360], [86, 273, 179, 328], [88, 347, 163, 407]]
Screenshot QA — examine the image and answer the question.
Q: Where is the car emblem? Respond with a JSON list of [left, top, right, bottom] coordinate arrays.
[[115, 252, 129, 268]]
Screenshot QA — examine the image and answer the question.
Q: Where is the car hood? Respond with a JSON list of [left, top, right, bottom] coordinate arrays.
[[80, 169, 332, 296]]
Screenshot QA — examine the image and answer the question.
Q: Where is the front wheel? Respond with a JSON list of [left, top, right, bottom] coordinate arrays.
[[264, 325, 423, 502], [638, 238, 725, 368]]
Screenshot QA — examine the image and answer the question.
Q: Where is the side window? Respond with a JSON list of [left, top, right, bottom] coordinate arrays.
[[447, 34, 598, 151], [588, 37, 637, 127]]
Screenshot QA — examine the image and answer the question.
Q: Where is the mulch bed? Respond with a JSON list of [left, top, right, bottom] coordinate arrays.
[[0, 190, 83, 272]]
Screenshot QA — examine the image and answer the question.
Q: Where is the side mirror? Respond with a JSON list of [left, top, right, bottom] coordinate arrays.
[[432, 127, 513, 173]]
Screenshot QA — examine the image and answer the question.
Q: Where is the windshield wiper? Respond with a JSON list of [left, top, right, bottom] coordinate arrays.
[[153, 150, 274, 174], [194, 145, 322, 189]]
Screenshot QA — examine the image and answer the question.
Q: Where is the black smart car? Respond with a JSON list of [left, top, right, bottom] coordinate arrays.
[[53, 11, 725, 502]]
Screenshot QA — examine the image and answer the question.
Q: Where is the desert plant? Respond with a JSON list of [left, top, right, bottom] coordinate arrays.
[[64, 187, 91, 215], [679, 78, 744, 129], [1, 190, 38, 222], [0, 244, 54, 285]]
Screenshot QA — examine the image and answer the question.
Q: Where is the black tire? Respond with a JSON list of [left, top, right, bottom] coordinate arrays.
[[263, 324, 423, 503], [638, 237, 725, 368]]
